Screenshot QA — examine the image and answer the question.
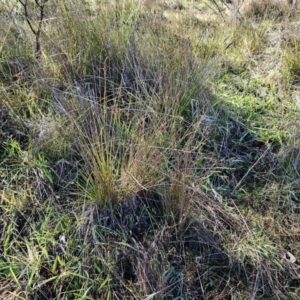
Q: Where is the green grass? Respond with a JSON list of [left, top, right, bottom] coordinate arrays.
[[1, 0, 300, 299]]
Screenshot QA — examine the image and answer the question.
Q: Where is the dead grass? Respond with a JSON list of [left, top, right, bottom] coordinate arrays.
[[241, 0, 291, 20]]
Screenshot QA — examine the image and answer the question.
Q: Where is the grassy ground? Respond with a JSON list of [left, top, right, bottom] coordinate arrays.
[[1, 0, 300, 299]]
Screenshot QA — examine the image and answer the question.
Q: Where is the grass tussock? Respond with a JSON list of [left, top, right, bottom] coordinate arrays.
[[1, 0, 300, 299]]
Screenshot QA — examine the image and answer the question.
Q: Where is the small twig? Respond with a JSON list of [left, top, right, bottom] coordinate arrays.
[[19, 0, 37, 34], [207, 0, 225, 20], [18, 0, 48, 58], [143, 278, 183, 300], [233, 144, 271, 193]]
